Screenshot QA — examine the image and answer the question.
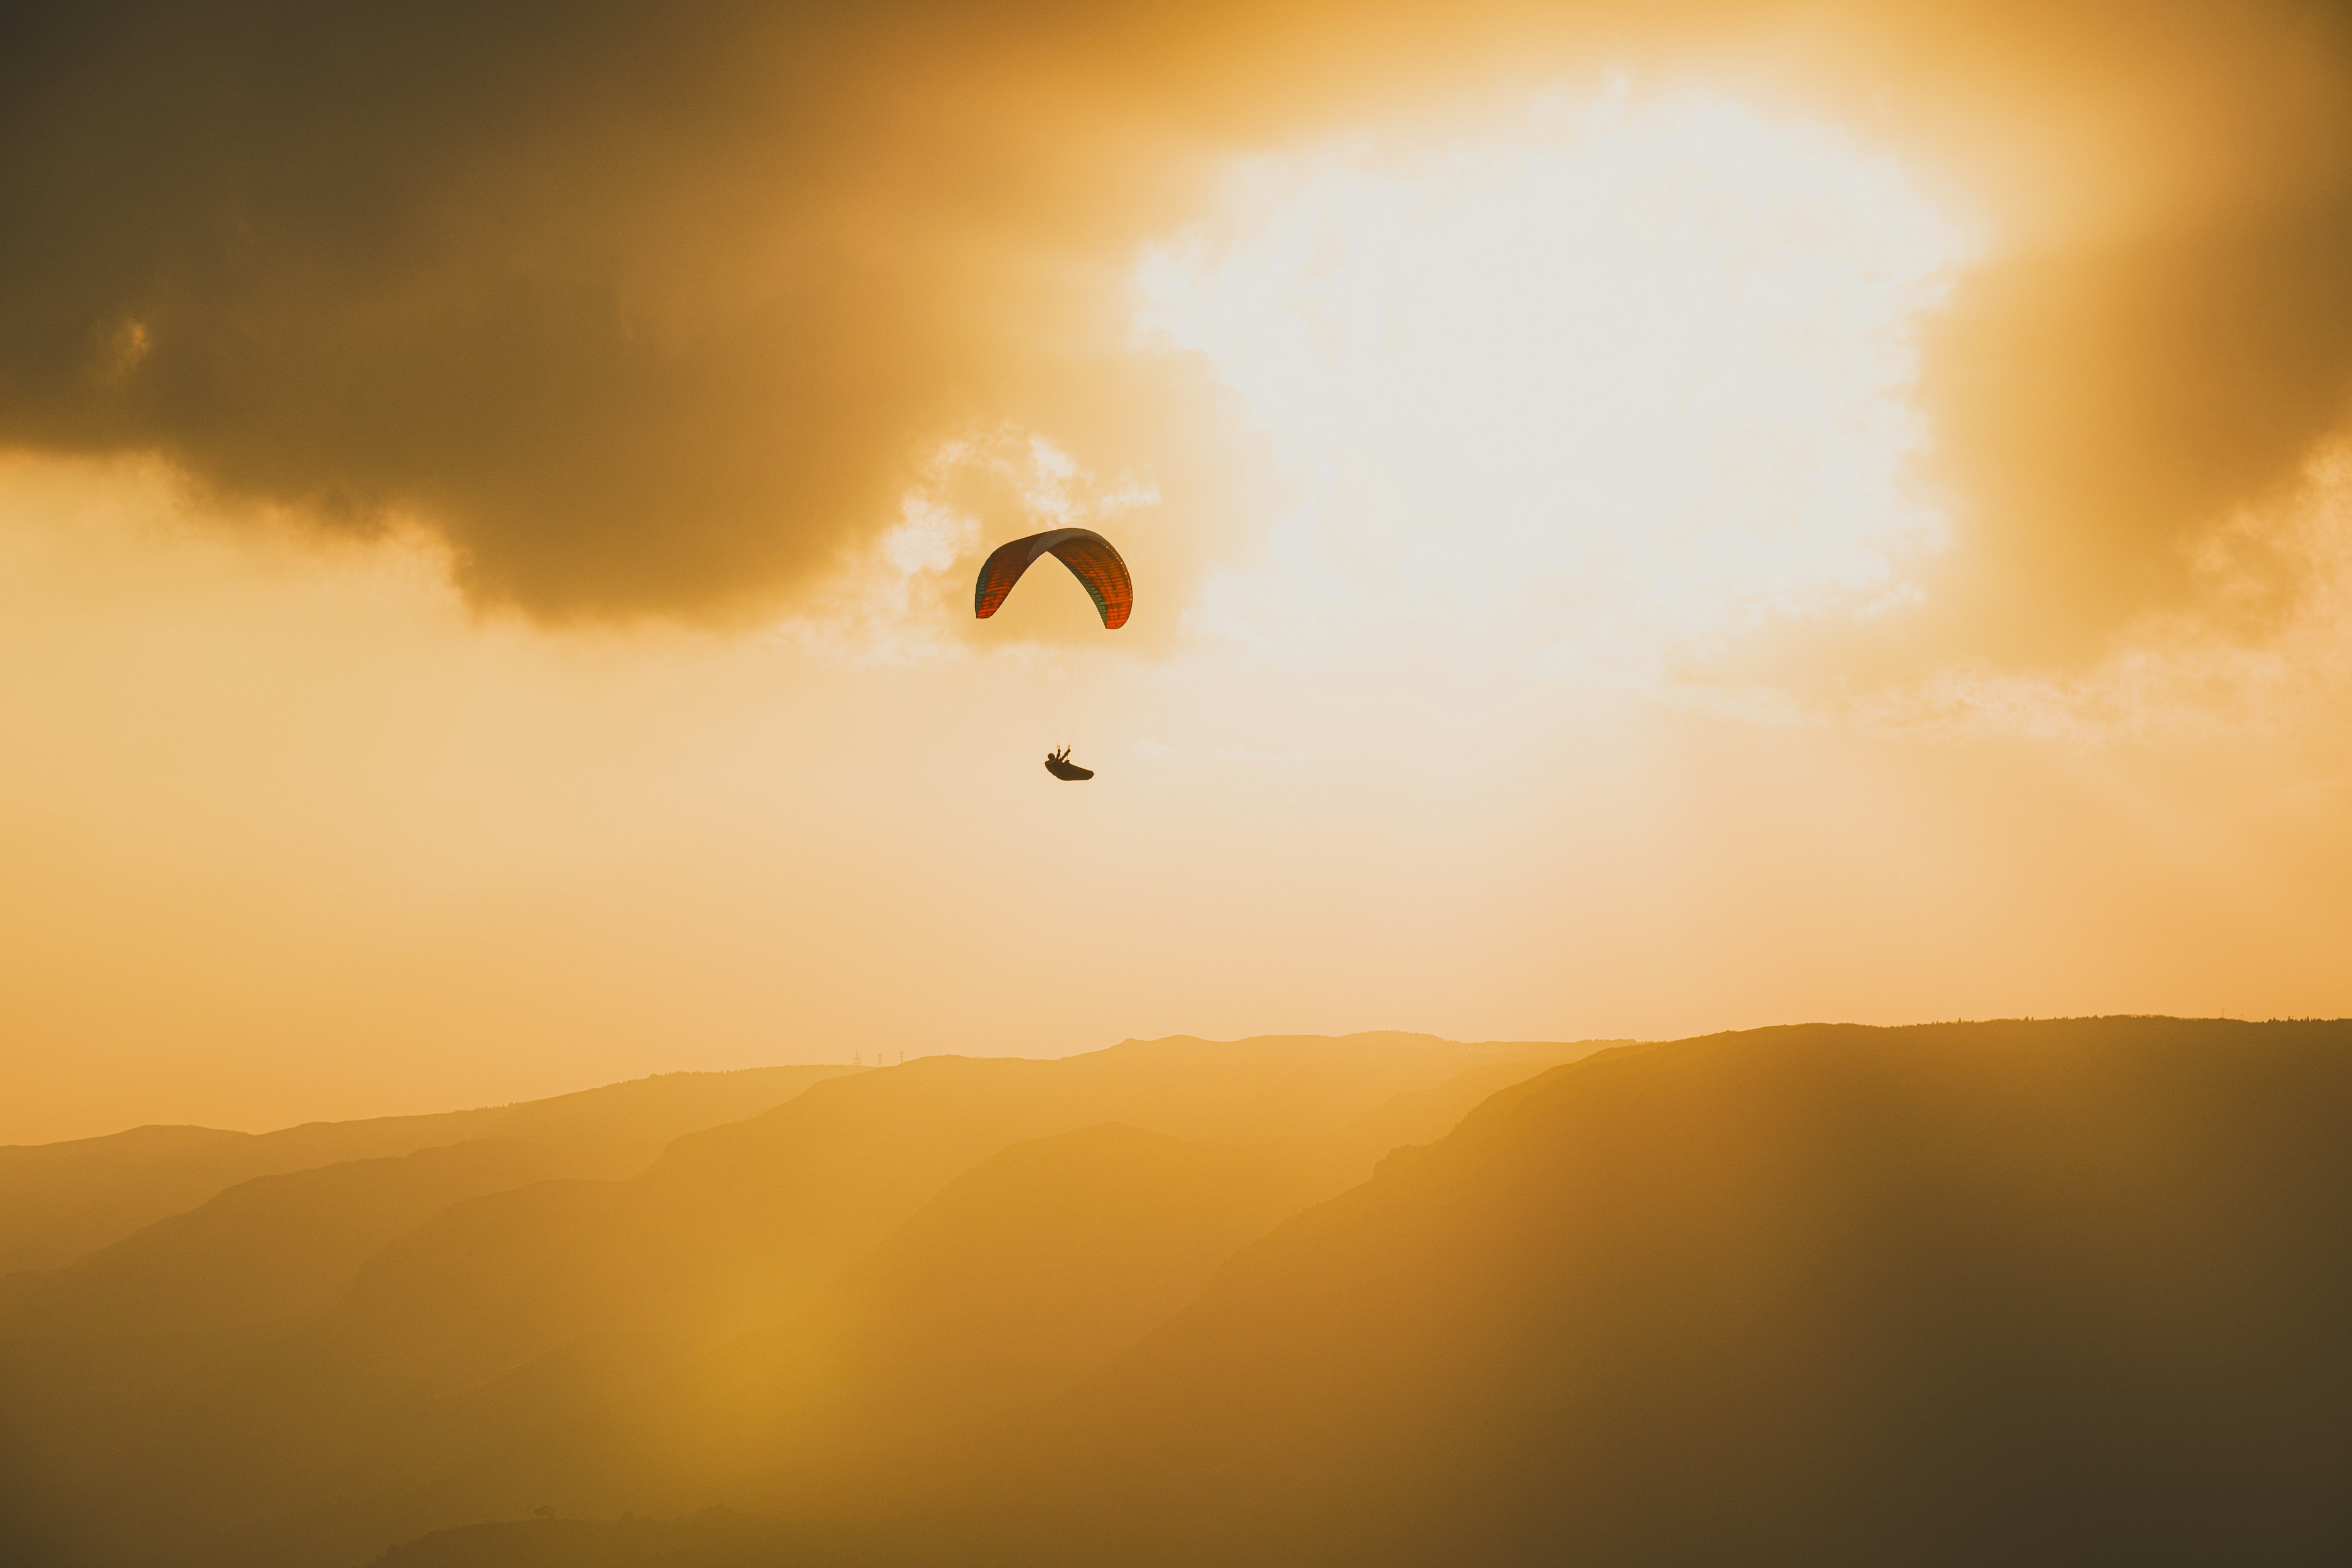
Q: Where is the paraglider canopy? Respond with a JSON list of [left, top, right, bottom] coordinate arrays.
[[974, 528, 1132, 629]]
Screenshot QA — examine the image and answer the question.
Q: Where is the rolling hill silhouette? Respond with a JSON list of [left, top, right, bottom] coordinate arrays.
[[775, 1123, 1313, 1447], [0, 1066, 861, 1278], [342, 1018, 2352, 1568], [300, 1036, 1586, 1393], [0, 1140, 592, 1337], [0, 1033, 1595, 1568]]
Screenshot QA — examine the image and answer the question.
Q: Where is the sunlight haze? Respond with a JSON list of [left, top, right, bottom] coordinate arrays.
[[7, 22, 2352, 1143], [8, 7, 2352, 1567]]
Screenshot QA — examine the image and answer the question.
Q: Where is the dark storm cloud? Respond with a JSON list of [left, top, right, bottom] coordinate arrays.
[[0, 1, 1031, 617], [4, 0, 2352, 652], [1917, 195, 2352, 659]]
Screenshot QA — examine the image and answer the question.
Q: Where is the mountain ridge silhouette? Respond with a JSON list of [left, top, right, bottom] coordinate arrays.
[[14, 1020, 2348, 1568], [366, 1018, 2352, 1568]]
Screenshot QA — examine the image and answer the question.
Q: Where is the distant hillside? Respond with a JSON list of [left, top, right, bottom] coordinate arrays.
[[1, 1140, 601, 1336], [0, 1033, 1595, 1568], [306, 1034, 1588, 1393], [683, 1121, 1318, 1491], [0, 1066, 862, 1277]]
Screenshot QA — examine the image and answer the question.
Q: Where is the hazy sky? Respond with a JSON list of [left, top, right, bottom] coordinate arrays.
[[6, 0, 2352, 1142]]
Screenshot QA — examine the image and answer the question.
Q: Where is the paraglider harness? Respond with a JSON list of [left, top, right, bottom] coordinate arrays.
[[1044, 747, 1095, 782]]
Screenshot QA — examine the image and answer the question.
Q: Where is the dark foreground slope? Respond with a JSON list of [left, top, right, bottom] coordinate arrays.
[[994, 1016, 2352, 1566], [387, 1017, 2352, 1568]]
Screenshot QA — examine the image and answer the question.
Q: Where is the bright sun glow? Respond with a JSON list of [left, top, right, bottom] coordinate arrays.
[[1137, 83, 1980, 679]]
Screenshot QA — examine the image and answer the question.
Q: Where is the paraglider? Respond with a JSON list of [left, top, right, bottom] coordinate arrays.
[[973, 527, 1132, 629], [974, 527, 1129, 781]]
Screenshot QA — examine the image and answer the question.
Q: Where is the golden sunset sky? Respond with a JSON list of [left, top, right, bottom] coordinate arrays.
[[5, 0, 2351, 1143]]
